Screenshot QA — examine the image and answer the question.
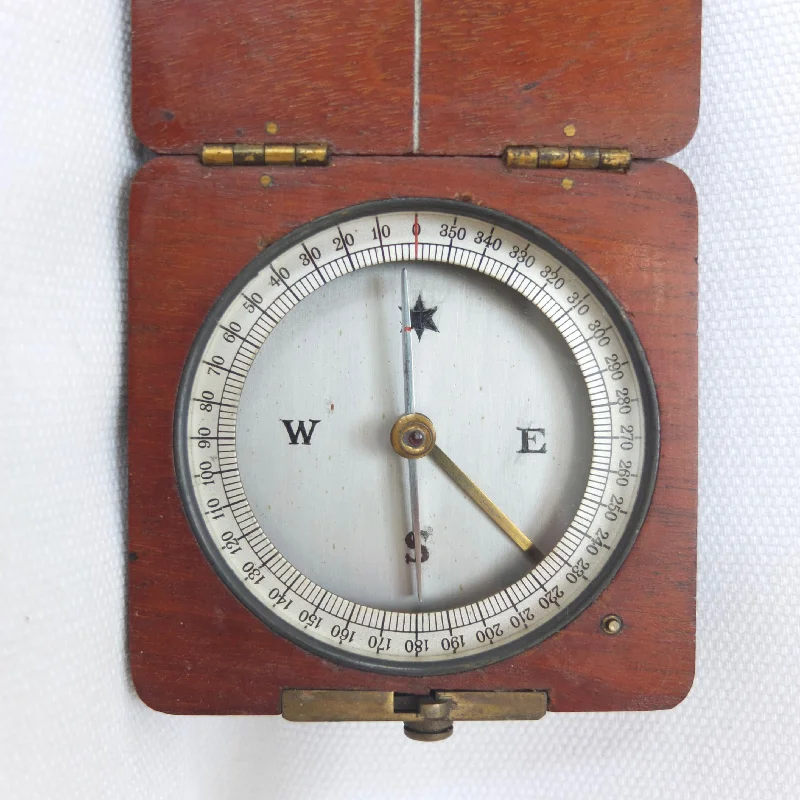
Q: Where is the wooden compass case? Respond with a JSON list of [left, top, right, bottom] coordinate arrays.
[[128, 0, 699, 715]]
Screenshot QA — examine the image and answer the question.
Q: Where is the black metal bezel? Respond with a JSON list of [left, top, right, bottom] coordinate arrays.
[[174, 198, 660, 677]]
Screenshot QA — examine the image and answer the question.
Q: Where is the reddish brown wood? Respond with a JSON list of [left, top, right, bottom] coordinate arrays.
[[420, 0, 701, 158], [131, 0, 699, 158], [131, 0, 414, 154], [128, 156, 697, 714]]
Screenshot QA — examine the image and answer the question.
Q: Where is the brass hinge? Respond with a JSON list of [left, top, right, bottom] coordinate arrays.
[[201, 143, 329, 167], [282, 689, 547, 742], [200, 143, 629, 171], [504, 146, 632, 171]]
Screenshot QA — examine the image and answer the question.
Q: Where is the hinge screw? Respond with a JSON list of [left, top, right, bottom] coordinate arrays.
[[602, 614, 623, 635]]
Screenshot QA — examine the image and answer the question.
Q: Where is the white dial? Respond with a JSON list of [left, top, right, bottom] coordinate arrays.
[[175, 199, 658, 674]]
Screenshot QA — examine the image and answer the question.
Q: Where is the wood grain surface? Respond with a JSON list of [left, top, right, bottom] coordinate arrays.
[[131, 0, 414, 154], [420, 0, 701, 158], [131, 0, 699, 158], [128, 156, 697, 714]]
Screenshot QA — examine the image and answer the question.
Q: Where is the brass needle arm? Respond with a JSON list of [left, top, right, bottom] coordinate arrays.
[[428, 444, 545, 562], [390, 414, 544, 562]]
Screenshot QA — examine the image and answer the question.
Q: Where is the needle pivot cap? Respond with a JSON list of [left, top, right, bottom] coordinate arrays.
[[391, 413, 436, 459]]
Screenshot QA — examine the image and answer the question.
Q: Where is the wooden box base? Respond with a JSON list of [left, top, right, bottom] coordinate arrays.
[[128, 156, 697, 714]]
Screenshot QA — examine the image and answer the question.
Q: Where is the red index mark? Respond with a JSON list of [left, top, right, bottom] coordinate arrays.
[[414, 213, 419, 260]]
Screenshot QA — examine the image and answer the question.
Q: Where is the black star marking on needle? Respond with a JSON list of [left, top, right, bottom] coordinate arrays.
[[407, 294, 439, 341]]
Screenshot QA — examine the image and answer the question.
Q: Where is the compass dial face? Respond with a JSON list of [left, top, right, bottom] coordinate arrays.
[[175, 199, 658, 675]]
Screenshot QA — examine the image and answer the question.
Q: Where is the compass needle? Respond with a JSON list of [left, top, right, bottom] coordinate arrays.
[[400, 267, 423, 600]]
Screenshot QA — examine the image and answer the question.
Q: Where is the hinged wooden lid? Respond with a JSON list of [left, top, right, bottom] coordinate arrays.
[[132, 0, 700, 158]]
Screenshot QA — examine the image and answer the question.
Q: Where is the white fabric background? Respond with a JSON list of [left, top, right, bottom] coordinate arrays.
[[1, 0, 798, 797]]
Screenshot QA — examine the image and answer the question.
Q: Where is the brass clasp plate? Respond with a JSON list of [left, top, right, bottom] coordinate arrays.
[[282, 689, 547, 742]]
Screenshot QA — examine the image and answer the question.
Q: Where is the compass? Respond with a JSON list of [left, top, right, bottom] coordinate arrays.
[[129, 0, 699, 741], [173, 198, 658, 677]]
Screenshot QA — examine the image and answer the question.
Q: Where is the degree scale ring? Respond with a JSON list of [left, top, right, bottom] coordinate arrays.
[[174, 198, 659, 676]]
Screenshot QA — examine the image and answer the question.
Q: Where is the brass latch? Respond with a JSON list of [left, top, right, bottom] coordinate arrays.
[[201, 143, 329, 166], [282, 689, 547, 742], [504, 146, 632, 171]]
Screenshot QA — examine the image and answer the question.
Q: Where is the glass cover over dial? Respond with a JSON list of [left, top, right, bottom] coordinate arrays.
[[175, 199, 658, 675]]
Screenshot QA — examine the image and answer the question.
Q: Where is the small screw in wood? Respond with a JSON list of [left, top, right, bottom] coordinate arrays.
[[602, 614, 623, 635]]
